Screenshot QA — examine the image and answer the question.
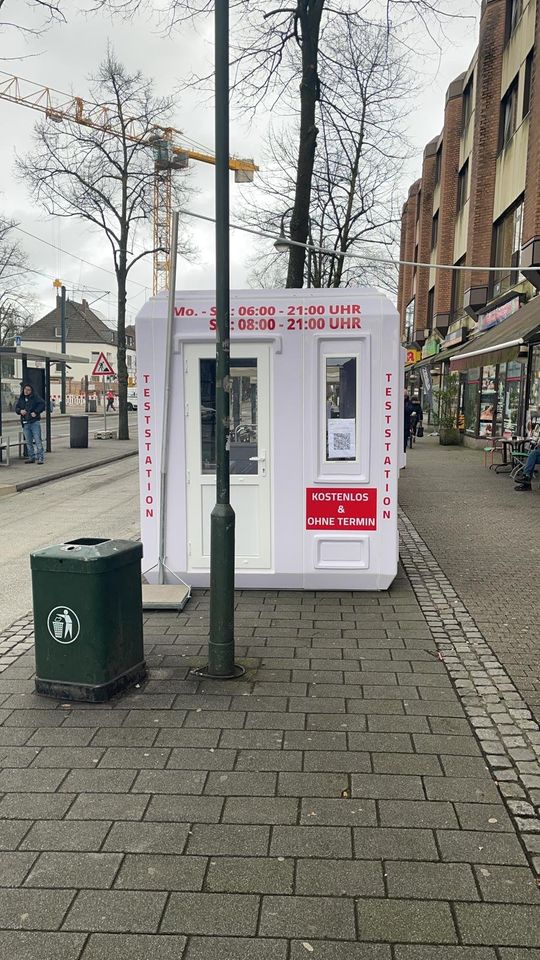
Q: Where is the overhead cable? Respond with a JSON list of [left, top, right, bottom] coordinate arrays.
[[178, 207, 522, 275]]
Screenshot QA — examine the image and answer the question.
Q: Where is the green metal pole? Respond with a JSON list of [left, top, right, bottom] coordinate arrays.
[[206, 0, 243, 679], [60, 285, 66, 415]]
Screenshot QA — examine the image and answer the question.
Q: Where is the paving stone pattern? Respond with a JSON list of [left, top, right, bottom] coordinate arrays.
[[1, 564, 540, 957], [399, 436, 540, 721], [400, 508, 540, 877], [0, 614, 33, 673]]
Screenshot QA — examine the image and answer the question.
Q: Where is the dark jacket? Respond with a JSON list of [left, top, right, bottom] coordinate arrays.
[[404, 399, 414, 431], [15, 388, 46, 426], [410, 400, 423, 422]]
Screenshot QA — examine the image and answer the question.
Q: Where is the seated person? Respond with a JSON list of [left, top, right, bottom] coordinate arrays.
[[515, 446, 540, 491]]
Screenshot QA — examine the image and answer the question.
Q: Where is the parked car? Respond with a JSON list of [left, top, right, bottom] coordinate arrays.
[[127, 389, 138, 411]]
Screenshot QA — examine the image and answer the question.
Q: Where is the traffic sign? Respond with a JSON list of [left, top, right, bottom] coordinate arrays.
[[91, 352, 116, 377]]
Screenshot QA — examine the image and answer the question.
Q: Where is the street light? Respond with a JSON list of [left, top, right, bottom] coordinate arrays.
[[198, 0, 245, 680], [53, 278, 66, 414], [274, 208, 294, 255]]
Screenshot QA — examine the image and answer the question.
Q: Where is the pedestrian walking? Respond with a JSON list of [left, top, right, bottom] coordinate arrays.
[[410, 393, 424, 439], [106, 390, 116, 412], [404, 390, 414, 453], [15, 383, 46, 465]]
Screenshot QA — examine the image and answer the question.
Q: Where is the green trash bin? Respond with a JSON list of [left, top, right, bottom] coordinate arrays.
[[31, 537, 146, 702]]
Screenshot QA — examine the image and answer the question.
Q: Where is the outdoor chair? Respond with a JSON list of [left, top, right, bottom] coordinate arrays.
[[510, 448, 540, 487]]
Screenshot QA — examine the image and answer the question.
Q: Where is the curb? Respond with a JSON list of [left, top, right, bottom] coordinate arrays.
[[0, 448, 137, 495]]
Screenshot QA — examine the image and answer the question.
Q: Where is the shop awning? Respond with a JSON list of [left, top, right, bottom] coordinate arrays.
[[450, 296, 540, 372]]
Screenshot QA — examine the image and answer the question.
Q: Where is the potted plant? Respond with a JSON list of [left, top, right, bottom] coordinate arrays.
[[433, 373, 462, 445]]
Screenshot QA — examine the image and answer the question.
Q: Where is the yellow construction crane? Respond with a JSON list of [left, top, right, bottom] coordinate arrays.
[[0, 71, 258, 294]]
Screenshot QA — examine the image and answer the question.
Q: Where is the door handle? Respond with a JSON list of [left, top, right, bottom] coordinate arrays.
[[249, 449, 266, 462]]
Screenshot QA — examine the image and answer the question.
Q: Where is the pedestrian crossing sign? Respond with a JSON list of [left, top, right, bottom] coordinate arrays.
[[91, 352, 116, 377]]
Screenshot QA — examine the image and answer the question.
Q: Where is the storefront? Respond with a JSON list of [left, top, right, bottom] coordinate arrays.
[[525, 340, 540, 431], [450, 294, 540, 441], [460, 362, 524, 438]]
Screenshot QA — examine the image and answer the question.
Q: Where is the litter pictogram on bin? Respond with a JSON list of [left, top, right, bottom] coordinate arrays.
[[47, 606, 80, 645]]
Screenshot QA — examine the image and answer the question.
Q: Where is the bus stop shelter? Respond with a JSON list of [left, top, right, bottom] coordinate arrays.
[[0, 346, 88, 459]]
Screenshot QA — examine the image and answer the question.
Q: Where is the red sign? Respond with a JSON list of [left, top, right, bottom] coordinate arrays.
[[478, 296, 520, 332], [91, 352, 116, 376], [306, 488, 377, 531]]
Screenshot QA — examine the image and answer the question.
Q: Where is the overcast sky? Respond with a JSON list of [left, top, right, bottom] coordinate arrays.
[[0, 1, 480, 325]]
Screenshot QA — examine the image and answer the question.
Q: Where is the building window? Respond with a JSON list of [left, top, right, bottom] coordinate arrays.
[[523, 49, 533, 119], [431, 212, 439, 250], [500, 77, 519, 150], [507, 0, 523, 40], [416, 190, 422, 222], [479, 365, 497, 438], [451, 256, 466, 321], [464, 367, 481, 435], [427, 288, 435, 330], [528, 344, 540, 427], [457, 160, 469, 212], [405, 300, 415, 343], [434, 146, 442, 185], [462, 75, 473, 131], [492, 199, 523, 297], [324, 357, 358, 463]]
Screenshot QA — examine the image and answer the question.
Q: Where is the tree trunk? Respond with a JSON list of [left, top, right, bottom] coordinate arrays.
[[286, 0, 325, 288], [117, 258, 129, 441]]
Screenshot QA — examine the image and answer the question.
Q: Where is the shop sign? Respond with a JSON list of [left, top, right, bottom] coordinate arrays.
[[305, 488, 377, 530], [421, 338, 441, 359], [406, 349, 421, 365], [419, 366, 433, 411], [444, 326, 466, 348], [478, 296, 520, 333]]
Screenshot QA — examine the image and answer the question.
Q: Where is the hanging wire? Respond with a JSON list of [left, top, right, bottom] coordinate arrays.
[[177, 207, 522, 275]]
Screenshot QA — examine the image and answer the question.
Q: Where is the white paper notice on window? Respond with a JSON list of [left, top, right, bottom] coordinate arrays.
[[328, 418, 356, 459]]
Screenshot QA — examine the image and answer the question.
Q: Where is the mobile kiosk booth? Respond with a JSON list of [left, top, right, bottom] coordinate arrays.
[[136, 287, 400, 591]]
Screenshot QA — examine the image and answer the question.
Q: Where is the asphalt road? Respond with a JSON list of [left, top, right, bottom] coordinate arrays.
[[0, 411, 138, 444], [0, 457, 140, 633]]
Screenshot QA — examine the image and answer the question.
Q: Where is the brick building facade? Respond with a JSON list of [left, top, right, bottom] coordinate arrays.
[[399, 0, 540, 443]]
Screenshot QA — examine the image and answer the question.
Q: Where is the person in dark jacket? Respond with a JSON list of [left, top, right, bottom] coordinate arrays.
[[404, 391, 414, 453], [410, 394, 423, 437], [15, 384, 46, 464]]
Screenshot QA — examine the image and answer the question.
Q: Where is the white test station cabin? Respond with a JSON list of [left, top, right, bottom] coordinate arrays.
[[136, 287, 401, 591]]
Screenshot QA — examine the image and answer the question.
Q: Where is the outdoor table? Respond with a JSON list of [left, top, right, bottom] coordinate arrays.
[[492, 437, 517, 473]]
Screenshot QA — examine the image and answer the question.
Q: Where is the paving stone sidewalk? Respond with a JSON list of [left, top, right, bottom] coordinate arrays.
[[0, 434, 138, 496], [400, 435, 540, 723], [1, 560, 540, 957]]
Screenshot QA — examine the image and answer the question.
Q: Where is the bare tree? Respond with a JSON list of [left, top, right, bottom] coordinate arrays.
[[94, 0, 469, 287], [244, 19, 412, 294], [0, 215, 35, 346], [17, 49, 193, 440], [0, 0, 65, 39]]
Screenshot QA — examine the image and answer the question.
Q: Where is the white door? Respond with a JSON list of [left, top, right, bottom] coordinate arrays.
[[184, 342, 272, 571]]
